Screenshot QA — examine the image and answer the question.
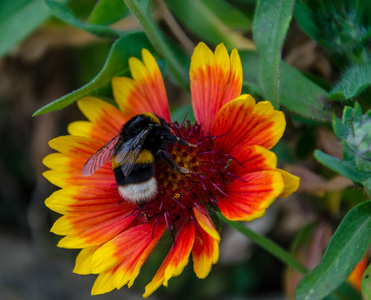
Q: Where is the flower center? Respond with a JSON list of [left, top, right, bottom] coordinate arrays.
[[135, 121, 233, 230]]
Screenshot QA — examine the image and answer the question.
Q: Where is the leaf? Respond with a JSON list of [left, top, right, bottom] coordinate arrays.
[[252, 0, 295, 108], [87, 0, 150, 25], [0, 0, 62, 58], [328, 63, 371, 100], [315, 150, 371, 183], [294, 2, 322, 43], [170, 104, 195, 123], [280, 61, 333, 122], [44, 0, 124, 37], [240, 51, 334, 121], [165, 0, 255, 50], [33, 32, 153, 116], [88, 0, 129, 25], [296, 200, 371, 300]]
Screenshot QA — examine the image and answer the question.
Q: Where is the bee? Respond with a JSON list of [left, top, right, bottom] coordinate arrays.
[[82, 113, 193, 203]]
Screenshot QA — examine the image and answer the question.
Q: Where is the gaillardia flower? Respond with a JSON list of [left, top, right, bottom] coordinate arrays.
[[43, 42, 299, 297]]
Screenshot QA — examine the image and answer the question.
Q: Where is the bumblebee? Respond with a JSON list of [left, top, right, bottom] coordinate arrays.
[[82, 113, 193, 203]]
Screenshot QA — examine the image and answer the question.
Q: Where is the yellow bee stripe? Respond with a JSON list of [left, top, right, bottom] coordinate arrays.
[[141, 113, 161, 125], [136, 150, 154, 164]]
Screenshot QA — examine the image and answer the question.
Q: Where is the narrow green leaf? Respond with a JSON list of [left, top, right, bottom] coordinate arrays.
[[44, 0, 124, 37], [328, 63, 371, 100], [33, 32, 153, 116], [253, 0, 295, 108], [0, 0, 61, 58], [314, 150, 371, 183], [88, 0, 129, 25], [165, 0, 255, 50], [294, 2, 322, 43], [296, 200, 371, 300], [240, 51, 334, 121]]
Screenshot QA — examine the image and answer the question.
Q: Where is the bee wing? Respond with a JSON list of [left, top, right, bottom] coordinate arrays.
[[114, 128, 151, 176], [82, 135, 121, 176]]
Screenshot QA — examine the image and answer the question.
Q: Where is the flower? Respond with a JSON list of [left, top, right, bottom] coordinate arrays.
[[43, 42, 300, 297]]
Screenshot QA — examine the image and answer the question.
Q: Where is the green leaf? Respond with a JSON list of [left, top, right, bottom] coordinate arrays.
[[170, 104, 195, 123], [165, 0, 255, 50], [362, 263, 371, 300], [44, 0, 124, 37], [88, 0, 129, 25], [33, 32, 153, 116], [294, 2, 322, 43], [314, 150, 371, 183], [280, 62, 333, 122], [253, 0, 295, 108], [328, 63, 371, 100], [240, 51, 334, 121], [296, 200, 371, 300], [0, 0, 62, 58]]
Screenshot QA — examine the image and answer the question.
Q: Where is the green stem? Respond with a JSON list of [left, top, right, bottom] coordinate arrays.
[[217, 212, 308, 274], [124, 0, 188, 88]]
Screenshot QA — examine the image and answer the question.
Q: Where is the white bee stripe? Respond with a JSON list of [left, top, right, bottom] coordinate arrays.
[[118, 177, 158, 203]]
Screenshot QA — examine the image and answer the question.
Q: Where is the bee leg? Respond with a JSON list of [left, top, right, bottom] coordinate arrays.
[[157, 150, 191, 174], [162, 133, 196, 147]]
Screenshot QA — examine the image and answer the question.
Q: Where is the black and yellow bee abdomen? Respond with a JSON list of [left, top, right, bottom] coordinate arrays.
[[113, 149, 155, 186]]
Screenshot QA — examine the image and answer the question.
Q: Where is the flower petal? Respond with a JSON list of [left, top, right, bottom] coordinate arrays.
[[112, 49, 170, 122], [190, 42, 242, 135], [91, 268, 118, 295], [277, 168, 300, 198], [114, 223, 166, 289], [143, 221, 196, 298], [218, 170, 284, 221], [228, 145, 278, 177], [69, 97, 126, 142], [55, 208, 136, 248], [43, 136, 115, 188], [214, 95, 286, 154], [192, 207, 220, 278], [49, 186, 136, 248], [74, 246, 99, 275]]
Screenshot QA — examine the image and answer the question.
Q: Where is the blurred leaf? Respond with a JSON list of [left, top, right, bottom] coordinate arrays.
[[314, 150, 371, 182], [280, 61, 333, 122], [198, 0, 252, 29], [170, 104, 195, 123], [0, 0, 64, 58], [165, 0, 255, 50], [294, 1, 371, 65], [88, 0, 129, 25], [296, 200, 371, 300], [253, 0, 295, 108], [294, 2, 322, 43], [328, 63, 371, 100], [240, 51, 333, 121], [87, 0, 150, 25], [44, 0, 125, 37], [33, 32, 153, 116]]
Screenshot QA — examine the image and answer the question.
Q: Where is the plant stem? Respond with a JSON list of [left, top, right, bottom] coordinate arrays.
[[124, 0, 188, 87], [217, 212, 308, 274]]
